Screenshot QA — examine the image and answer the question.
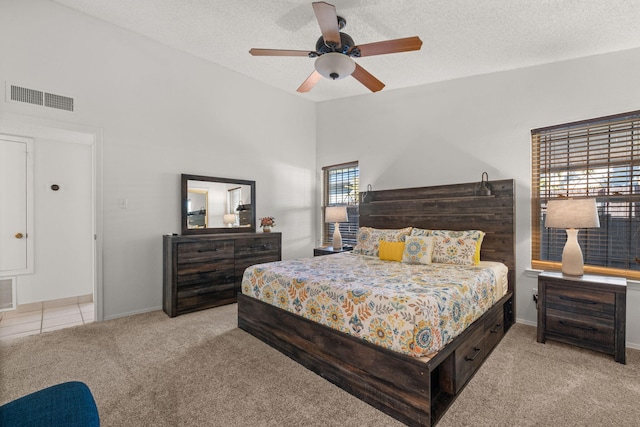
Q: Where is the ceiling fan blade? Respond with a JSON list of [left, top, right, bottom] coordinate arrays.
[[249, 48, 313, 57], [297, 70, 323, 93], [351, 63, 385, 92], [354, 36, 423, 57], [312, 2, 341, 49]]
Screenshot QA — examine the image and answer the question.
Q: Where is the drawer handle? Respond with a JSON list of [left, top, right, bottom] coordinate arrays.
[[559, 296, 597, 305], [490, 323, 502, 334], [198, 248, 219, 253], [249, 244, 270, 250], [559, 320, 597, 331], [464, 347, 482, 362]]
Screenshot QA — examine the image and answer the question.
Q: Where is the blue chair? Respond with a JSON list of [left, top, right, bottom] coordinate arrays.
[[0, 381, 99, 426]]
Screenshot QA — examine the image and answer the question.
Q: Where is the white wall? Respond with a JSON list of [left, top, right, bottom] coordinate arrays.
[[0, 0, 317, 319], [317, 48, 640, 348]]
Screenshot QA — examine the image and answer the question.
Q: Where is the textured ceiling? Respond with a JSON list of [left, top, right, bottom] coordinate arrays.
[[53, 0, 640, 102]]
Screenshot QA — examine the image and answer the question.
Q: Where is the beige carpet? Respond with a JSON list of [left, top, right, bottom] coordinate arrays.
[[1, 304, 638, 426]]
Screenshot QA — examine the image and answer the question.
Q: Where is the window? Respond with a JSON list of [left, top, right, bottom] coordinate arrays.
[[322, 161, 359, 246], [531, 110, 640, 279]]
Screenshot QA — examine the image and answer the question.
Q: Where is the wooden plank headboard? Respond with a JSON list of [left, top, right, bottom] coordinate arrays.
[[358, 179, 516, 293]]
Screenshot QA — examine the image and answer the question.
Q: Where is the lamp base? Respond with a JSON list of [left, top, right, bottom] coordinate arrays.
[[561, 228, 584, 276], [332, 223, 342, 250]]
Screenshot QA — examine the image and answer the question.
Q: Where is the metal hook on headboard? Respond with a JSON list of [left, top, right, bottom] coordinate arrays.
[[478, 172, 492, 196], [361, 184, 372, 203]]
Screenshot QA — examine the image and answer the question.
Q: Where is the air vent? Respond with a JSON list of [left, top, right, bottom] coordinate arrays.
[[11, 85, 43, 106], [0, 277, 15, 311], [45, 92, 74, 111], [7, 83, 74, 112]]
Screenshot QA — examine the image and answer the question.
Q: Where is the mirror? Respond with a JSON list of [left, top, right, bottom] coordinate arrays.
[[181, 174, 256, 235]]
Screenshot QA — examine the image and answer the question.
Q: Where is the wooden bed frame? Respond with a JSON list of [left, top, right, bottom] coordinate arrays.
[[238, 179, 516, 426]]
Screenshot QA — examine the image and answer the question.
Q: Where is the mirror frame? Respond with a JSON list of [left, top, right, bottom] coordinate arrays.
[[181, 174, 256, 235]]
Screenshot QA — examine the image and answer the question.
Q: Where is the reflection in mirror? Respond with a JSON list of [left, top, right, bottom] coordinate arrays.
[[187, 181, 252, 229], [186, 189, 208, 228], [181, 174, 256, 235]]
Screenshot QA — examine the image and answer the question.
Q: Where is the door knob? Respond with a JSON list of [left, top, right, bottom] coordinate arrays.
[[15, 233, 24, 239]]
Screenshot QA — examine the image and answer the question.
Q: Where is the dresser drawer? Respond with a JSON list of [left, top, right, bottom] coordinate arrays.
[[176, 260, 235, 287], [546, 284, 614, 318], [177, 240, 234, 264], [546, 309, 614, 347], [235, 236, 280, 259], [176, 282, 236, 313]]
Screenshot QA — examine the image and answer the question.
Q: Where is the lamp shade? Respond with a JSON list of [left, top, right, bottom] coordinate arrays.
[[314, 53, 355, 80], [325, 206, 348, 223], [545, 198, 600, 229], [223, 213, 236, 225]]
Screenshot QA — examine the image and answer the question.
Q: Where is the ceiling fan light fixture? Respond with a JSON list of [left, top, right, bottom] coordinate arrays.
[[314, 52, 355, 80]]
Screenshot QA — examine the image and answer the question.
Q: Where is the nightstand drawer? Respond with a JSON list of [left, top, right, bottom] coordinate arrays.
[[546, 284, 614, 318], [547, 309, 614, 347]]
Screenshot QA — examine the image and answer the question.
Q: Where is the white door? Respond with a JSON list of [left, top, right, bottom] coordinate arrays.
[[18, 137, 94, 302], [0, 135, 33, 276]]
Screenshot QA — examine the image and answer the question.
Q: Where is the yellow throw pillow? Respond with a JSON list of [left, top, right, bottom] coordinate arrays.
[[379, 240, 405, 262]]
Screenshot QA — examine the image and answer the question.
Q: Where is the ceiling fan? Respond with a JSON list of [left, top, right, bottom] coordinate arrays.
[[249, 1, 423, 93]]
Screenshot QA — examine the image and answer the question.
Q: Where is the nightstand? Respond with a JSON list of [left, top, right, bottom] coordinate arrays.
[[537, 271, 627, 363], [313, 246, 354, 256]]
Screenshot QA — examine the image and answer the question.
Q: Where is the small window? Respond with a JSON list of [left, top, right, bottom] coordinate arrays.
[[531, 110, 640, 279], [322, 161, 359, 246]]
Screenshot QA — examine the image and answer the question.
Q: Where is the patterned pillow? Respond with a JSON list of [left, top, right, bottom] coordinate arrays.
[[353, 227, 413, 257], [410, 228, 432, 236], [379, 240, 405, 262], [401, 235, 433, 264], [430, 230, 485, 265]]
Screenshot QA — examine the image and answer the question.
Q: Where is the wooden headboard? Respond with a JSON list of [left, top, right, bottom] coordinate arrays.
[[358, 179, 516, 293]]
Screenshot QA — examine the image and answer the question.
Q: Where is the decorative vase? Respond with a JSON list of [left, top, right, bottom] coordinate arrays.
[[263, 227, 271, 233]]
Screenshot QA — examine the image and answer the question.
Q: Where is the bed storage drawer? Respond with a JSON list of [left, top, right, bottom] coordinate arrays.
[[452, 323, 486, 393], [484, 305, 505, 351], [440, 302, 505, 395]]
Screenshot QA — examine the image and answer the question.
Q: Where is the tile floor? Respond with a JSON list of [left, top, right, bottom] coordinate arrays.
[[0, 295, 94, 341]]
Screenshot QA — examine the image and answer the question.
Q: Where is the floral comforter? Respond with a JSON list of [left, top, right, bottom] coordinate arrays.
[[241, 252, 508, 358]]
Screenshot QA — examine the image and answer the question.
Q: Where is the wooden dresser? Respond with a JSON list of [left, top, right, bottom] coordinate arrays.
[[163, 233, 281, 317], [537, 271, 627, 363]]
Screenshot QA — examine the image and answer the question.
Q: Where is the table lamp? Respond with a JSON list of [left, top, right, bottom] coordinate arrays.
[[545, 198, 600, 276], [325, 206, 348, 250], [223, 213, 236, 227]]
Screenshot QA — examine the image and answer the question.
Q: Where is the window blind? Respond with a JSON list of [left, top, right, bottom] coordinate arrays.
[[531, 110, 640, 279], [322, 161, 359, 246]]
